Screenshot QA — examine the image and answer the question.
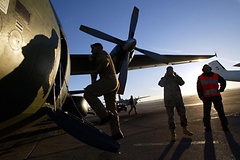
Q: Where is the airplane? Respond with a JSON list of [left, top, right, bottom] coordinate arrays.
[[116, 95, 150, 112], [0, 0, 215, 152], [208, 60, 240, 82]]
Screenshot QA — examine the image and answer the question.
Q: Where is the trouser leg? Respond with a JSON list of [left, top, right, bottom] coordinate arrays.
[[84, 78, 114, 119], [166, 106, 175, 130], [84, 89, 107, 119], [203, 100, 212, 128], [212, 99, 228, 127], [129, 106, 133, 114], [176, 105, 188, 127], [175, 105, 193, 135], [104, 88, 122, 135], [134, 105, 137, 114]]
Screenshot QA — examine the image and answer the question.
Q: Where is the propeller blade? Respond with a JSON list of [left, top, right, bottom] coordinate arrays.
[[128, 6, 139, 39], [118, 52, 129, 94], [135, 47, 168, 63], [80, 25, 124, 45]]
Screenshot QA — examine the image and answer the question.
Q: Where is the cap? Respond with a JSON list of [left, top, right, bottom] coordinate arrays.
[[90, 43, 103, 49], [202, 64, 212, 71], [166, 66, 173, 70]]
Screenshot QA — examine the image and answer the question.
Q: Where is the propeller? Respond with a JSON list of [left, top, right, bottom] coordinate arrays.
[[117, 6, 139, 94], [80, 7, 140, 94], [80, 25, 124, 46], [79, 6, 168, 94], [128, 6, 139, 39], [118, 51, 129, 94]]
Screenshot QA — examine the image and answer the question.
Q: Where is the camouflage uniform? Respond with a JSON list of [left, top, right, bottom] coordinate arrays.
[[158, 73, 188, 130], [84, 48, 122, 136]]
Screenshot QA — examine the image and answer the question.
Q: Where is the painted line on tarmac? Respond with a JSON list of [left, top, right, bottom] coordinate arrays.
[[133, 141, 219, 147]]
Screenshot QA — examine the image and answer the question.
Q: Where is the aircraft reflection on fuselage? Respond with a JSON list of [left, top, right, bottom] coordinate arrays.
[[0, 29, 58, 122]]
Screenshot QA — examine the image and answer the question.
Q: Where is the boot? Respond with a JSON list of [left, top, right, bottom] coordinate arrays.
[[112, 131, 124, 140], [170, 129, 176, 142], [183, 127, 193, 136]]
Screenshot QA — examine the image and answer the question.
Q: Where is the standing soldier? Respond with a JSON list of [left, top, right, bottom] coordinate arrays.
[[197, 64, 228, 132], [84, 43, 124, 140], [128, 95, 138, 115], [158, 66, 193, 142]]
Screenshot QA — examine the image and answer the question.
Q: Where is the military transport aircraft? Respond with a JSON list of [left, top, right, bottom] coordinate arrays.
[[0, 0, 215, 152], [208, 60, 240, 82]]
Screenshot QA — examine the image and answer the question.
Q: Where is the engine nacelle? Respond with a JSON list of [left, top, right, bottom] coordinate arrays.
[[62, 96, 89, 117]]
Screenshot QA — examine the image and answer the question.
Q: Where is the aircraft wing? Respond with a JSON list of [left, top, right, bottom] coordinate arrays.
[[128, 54, 216, 70], [136, 95, 150, 100], [70, 54, 216, 75], [70, 54, 95, 75]]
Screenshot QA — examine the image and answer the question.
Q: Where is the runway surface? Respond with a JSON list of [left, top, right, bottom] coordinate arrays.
[[0, 89, 240, 160]]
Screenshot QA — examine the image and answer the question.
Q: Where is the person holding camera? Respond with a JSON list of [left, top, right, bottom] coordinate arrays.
[[158, 66, 193, 142]]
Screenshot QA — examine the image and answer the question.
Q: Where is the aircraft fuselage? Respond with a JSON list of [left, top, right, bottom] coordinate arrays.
[[0, 0, 70, 136]]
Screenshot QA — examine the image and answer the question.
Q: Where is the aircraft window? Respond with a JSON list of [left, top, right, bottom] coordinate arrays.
[[15, 0, 30, 23]]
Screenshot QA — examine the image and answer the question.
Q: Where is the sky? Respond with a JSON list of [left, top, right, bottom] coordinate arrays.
[[51, 0, 240, 101]]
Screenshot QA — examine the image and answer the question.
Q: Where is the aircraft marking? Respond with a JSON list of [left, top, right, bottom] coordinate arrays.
[[0, 0, 10, 14]]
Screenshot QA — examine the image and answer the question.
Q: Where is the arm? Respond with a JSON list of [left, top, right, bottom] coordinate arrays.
[[218, 74, 226, 92], [174, 73, 185, 86], [96, 54, 109, 73], [197, 76, 204, 100], [158, 76, 166, 87]]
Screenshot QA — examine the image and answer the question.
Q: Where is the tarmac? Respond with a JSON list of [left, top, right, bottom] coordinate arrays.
[[0, 89, 240, 160]]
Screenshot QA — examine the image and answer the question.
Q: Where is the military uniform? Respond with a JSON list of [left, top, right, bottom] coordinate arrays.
[[158, 73, 188, 130], [84, 45, 123, 137], [159, 67, 193, 141]]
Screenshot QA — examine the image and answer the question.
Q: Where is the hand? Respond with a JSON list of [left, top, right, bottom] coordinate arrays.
[[88, 55, 94, 61], [219, 89, 224, 92], [89, 55, 97, 61], [200, 96, 204, 101]]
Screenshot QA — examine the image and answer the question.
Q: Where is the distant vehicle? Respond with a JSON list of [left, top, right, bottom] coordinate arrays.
[[208, 60, 240, 82], [117, 95, 150, 112]]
